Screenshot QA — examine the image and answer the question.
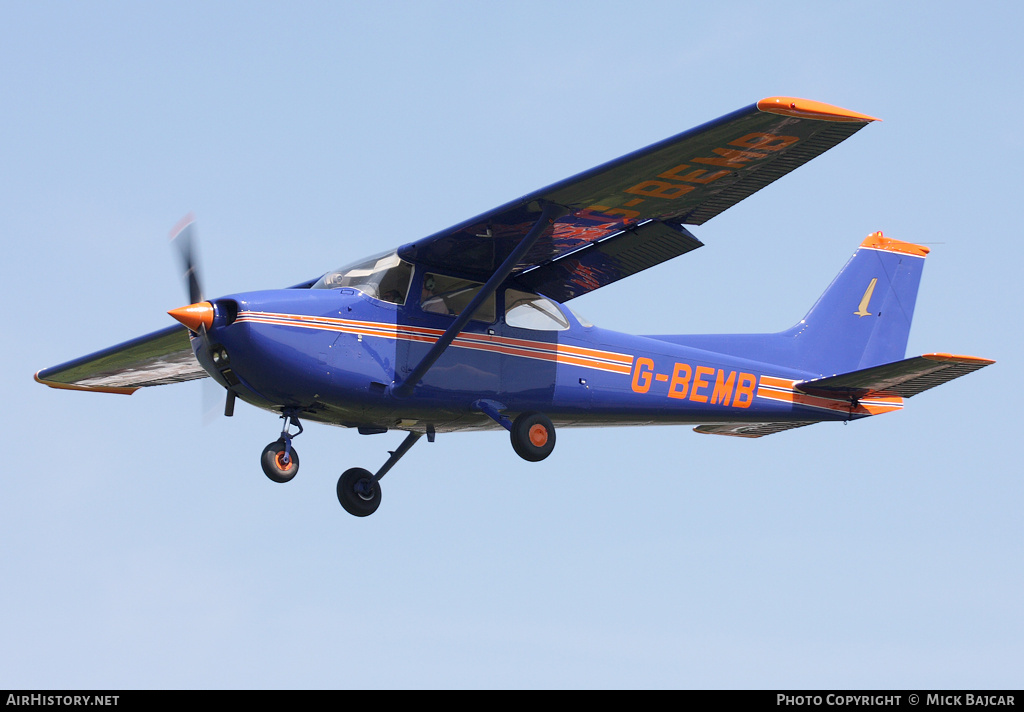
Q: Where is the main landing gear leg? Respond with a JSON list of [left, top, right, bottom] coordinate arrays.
[[337, 431, 423, 517], [261, 412, 304, 483]]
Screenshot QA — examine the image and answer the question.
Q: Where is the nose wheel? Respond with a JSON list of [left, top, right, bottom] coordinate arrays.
[[261, 439, 299, 483]]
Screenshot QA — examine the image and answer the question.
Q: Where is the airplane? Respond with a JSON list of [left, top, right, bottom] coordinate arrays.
[[35, 96, 994, 517]]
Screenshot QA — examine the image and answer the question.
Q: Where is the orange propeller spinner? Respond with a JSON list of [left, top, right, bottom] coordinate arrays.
[[168, 302, 214, 332]]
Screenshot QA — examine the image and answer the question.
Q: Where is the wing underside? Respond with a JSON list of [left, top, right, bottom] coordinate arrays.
[[35, 325, 206, 395], [400, 97, 878, 300]]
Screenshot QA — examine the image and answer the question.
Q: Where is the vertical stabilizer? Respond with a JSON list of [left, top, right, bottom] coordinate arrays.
[[784, 232, 929, 374]]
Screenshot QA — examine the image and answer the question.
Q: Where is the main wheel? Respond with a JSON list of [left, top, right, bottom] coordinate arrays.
[[510, 411, 555, 462], [261, 440, 299, 483], [337, 467, 382, 517]]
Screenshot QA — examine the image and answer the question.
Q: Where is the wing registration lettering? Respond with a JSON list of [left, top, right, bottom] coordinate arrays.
[[590, 132, 803, 222]]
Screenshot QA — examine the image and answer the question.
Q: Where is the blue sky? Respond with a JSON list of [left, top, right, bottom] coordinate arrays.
[[3, 0, 1021, 689]]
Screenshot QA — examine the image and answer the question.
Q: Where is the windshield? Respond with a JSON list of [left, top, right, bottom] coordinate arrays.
[[312, 251, 413, 305]]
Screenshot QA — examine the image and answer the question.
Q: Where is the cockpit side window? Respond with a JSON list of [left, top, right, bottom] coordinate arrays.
[[420, 273, 495, 323], [504, 289, 570, 331], [312, 251, 413, 305]]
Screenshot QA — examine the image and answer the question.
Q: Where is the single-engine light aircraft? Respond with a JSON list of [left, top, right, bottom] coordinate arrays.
[[36, 97, 994, 517]]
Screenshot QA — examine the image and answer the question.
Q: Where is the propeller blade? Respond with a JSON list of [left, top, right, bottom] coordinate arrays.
[[170, 213, 203, 304], [167, 215, 228, 425]]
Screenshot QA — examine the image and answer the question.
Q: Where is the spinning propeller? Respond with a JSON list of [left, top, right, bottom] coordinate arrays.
[[167, 214, 214, 332], [167, 215, 232, 417]]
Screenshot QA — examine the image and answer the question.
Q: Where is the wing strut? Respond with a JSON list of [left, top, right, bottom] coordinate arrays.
[[391, 201, 567, 398]]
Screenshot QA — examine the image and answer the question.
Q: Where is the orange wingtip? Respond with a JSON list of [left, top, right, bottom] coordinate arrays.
[[859, 231, 930, 257], [34, 372, 138, 395], [921, 353, 996, 365], [757, 97, 880, 123]]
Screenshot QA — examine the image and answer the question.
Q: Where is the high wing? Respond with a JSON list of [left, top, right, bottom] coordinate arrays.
[[35, 325, 206, 394], [399, 97, 878, 301]]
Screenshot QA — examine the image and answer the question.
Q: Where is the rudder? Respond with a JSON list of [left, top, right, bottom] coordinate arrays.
[[784, 232, 929, 374]]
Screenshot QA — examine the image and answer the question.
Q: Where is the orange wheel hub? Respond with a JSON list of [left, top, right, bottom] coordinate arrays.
[[528, 423, 549, 447]]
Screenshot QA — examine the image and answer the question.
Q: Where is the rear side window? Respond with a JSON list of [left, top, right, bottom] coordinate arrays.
[[505, 289, 569, 331]]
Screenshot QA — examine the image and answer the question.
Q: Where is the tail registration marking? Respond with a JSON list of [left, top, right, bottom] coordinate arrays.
[[631, 358, 756, 408]]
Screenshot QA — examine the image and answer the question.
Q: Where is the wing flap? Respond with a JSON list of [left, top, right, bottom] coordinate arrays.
[[693, 421, 819, 438], [796, 353, 995, 400], [35, 325, 207, 395], [399, 97, 877, 294]]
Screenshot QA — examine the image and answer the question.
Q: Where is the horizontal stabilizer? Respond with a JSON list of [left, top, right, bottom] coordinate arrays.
[[693, 421, 818, 438], [35, 325, 206, 395], [796, 353, 994, 400]]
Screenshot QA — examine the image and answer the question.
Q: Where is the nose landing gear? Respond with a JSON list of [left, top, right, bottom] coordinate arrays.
[[261, 412, 304, 483]]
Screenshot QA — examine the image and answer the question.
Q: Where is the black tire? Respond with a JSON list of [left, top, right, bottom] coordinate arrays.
[[337, 467, 382, 517], [261, 440, 299, 483], [510, 411, 556, 462]]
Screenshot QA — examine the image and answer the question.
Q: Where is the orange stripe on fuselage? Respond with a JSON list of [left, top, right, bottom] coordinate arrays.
[[235, 311, 634, 375], [756, 375, 902, 415]]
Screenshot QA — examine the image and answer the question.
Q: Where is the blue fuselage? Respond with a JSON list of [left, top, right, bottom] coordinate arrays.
[[193, 284, 866, 435]]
